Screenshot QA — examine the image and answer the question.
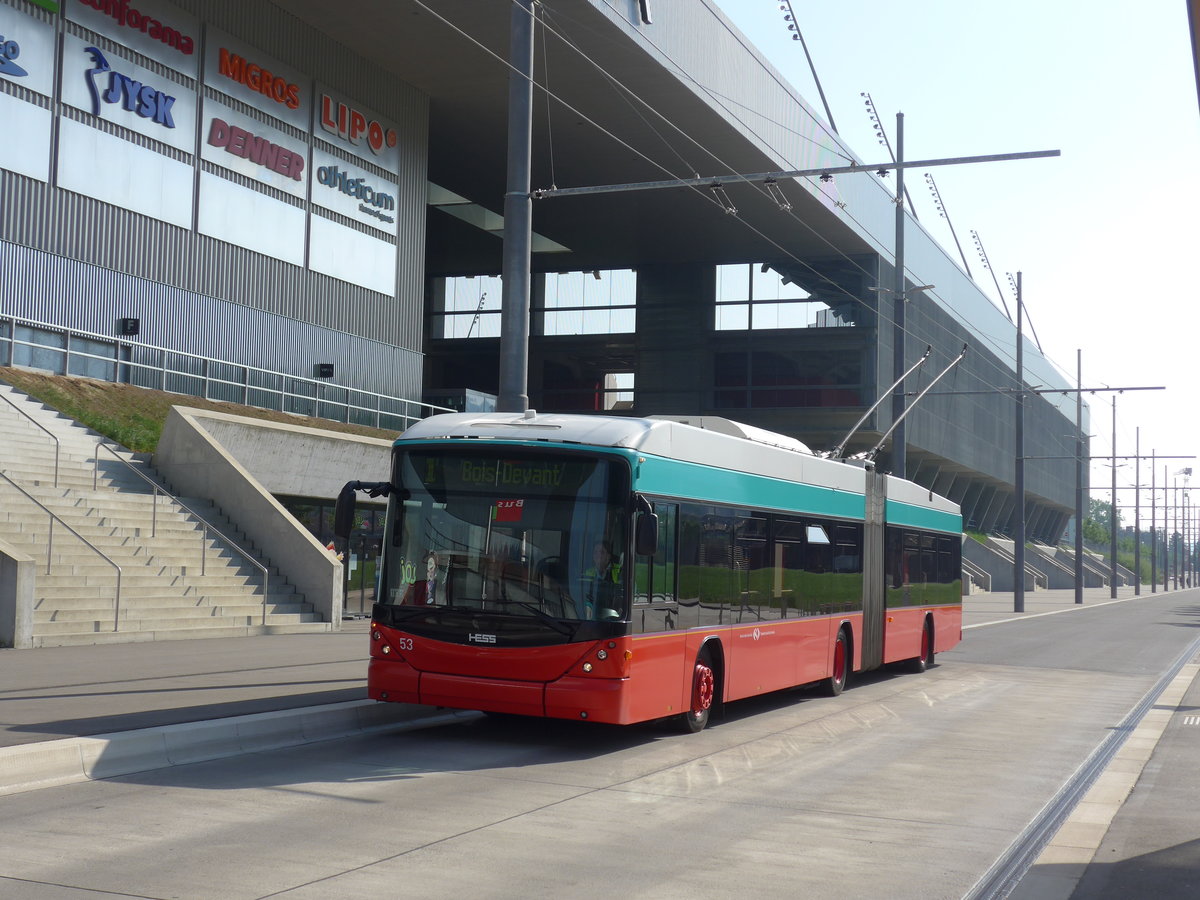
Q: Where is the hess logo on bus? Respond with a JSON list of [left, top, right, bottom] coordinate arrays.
[[468, 633, 497, 644]]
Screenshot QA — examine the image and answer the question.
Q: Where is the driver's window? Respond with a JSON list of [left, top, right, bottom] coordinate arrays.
[[634, 502, 676, 604]]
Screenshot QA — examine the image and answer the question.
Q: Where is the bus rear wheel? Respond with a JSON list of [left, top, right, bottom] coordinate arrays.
[[680, 654, 715, 733], [821, 628, 849, 697], [908, 619, 935, 673]]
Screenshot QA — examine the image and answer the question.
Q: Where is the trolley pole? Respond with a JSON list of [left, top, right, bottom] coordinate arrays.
[[497, 0, 535, 413]]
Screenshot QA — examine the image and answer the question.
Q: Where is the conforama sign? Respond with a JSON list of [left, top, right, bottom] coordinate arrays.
[[67, 0, 201, 79], [317, 87, 400, 171]]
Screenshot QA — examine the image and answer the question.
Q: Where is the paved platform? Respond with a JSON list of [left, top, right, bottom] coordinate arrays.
[[2, 587, 1197, 899]]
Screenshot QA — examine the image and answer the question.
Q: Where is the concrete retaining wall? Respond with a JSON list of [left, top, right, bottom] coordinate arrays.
[[963, 537, 1037, 593], [0, 538, 34, 649], [154, 408, 355, 624]]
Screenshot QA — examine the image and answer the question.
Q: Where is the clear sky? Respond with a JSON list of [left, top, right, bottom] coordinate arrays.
[[713, 0, 1200, 527]]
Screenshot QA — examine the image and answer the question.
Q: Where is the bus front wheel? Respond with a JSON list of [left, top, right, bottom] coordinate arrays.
[[681, 654, 715, 733]]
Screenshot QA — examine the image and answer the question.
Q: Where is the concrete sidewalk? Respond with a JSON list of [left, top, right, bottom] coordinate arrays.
[[0, 618, 471, 797]]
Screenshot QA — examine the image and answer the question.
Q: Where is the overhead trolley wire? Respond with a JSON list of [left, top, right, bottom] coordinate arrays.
[[531, 1, 1057, 385], [420, 0, 1074, 416], [478, 0, 985, 355]]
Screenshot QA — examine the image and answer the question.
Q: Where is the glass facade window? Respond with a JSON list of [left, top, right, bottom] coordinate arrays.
[[432, 275, 503, 339], [715, 263, 855, 331], [542, 366, 635, 413], [431, 269, 636, 339], [539, 269, 636, 335]]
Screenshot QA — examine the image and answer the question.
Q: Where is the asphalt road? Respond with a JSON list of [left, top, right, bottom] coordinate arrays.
[[1, 590, 1197, 899]]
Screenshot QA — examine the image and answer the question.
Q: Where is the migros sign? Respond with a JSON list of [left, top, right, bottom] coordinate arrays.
[[217, 47, 299, 110]]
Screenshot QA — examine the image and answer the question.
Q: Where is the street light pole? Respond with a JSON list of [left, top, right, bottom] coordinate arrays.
[[497, 0, 535, 413], [1135, 427, 1141, 596], [1185, 488, 1192, 588], [1013, 272, 1025, 613], [1151, 450, 1157, 593], [890, 112, 908, 479], [1074, 349, 1084, 604], [1173, 475, 1179, 589], [1110, 396, 1117, 599]]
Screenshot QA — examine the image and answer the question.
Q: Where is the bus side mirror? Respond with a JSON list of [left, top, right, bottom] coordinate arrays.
[[634, 494, 658, 556], [335, 481, 397, 546], [334, 482, 358, 542]]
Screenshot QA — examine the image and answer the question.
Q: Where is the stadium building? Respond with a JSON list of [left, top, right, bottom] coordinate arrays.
[[0, 0, 1085, 543]]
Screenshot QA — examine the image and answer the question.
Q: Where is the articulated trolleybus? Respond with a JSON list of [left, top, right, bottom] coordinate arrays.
[[337, 411, 962, 732]]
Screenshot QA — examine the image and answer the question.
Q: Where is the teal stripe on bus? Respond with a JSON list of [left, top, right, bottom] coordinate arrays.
[[885, 499, 961, 533], [632, 452, 866, 519]]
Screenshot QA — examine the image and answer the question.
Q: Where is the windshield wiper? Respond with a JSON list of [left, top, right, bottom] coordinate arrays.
[[490, 599, 576, 636]]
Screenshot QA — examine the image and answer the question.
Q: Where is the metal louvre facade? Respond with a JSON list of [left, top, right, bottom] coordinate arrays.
[[0, 0, 429, 398], [0, 241, 421, 400]]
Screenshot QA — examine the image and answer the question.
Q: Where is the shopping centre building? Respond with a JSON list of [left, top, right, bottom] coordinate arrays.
[[0, 0, 1085, 542]]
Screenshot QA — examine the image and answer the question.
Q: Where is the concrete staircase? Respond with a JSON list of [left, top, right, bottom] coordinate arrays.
[[0, 380, 330, 647]]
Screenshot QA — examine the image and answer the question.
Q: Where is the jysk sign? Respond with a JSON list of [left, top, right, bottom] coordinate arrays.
[[203, 29, 309, 132], [0, 4, 56, 97], [316, 84, 400, 171], [66, 0, 200, 79], [311, 147, 399, 235], [201, 97, 308, 199], [60, 34, 195, 153]]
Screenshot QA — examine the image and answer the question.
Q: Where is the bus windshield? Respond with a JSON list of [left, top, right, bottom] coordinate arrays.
[[381, 448, 629, 622]]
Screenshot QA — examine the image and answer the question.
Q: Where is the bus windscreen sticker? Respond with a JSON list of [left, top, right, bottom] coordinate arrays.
[[492, 499, 524, 522]]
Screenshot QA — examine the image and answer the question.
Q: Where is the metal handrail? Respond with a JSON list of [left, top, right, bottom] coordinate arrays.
[[0, 471, 123, 631], [0, 388, 60, 487], [3, 312, 453, 430], [90, 442, 272, 623]]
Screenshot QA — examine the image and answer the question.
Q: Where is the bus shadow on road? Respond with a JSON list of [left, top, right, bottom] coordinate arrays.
[[96, 665, 934, 794]]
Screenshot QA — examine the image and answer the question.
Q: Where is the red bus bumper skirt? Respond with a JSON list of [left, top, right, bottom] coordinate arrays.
[[369, 657, 630, 724]]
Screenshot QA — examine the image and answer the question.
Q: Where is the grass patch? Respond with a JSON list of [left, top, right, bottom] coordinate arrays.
[[0, 367, 402, 453]]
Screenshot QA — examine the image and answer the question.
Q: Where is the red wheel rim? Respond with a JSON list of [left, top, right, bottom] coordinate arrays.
[[921, 626, 930, 662], [833, 638, 846, 683], [692, 663, 714, 713]]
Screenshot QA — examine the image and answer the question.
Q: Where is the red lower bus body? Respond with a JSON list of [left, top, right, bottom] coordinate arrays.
[[368, 603, 962, 725]]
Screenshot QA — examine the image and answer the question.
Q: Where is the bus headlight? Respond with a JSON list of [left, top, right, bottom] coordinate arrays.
[[597, 649, 608, 660], [582, 662, 593, 673]]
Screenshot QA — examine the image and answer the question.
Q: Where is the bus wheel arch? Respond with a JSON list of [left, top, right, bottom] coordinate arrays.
[[680, 639, 724, 733]]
